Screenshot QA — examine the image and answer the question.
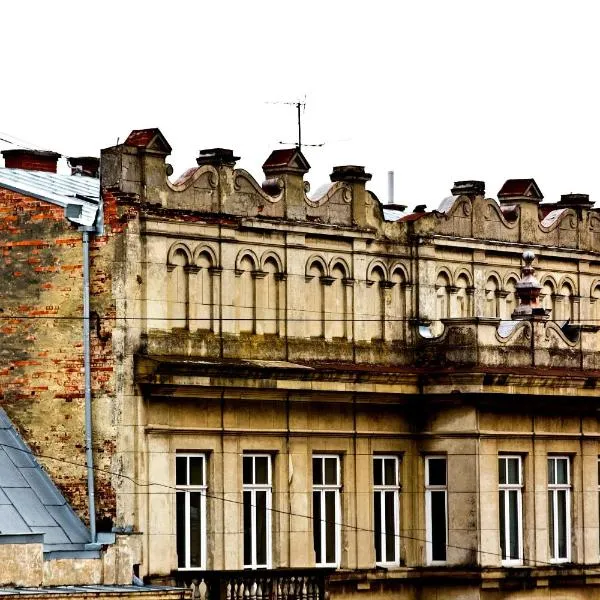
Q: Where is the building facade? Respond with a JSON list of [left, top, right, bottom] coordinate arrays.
[[4, 129, 600, 598]]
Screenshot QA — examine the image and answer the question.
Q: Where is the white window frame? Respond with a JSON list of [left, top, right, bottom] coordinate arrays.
[[548, 456, 571, 563], [425, 456, 447, 565], [373, 455, 401, 566], [498, 455, 523, 566], [175, 453, 207, 570], [243, 454, 272, 570], [313, 455, 341, 568]]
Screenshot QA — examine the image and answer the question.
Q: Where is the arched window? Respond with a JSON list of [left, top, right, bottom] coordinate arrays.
[[194, 251, 213, 331], [168, 248, 189, 329], [541, 280, 556, 317], [329, 264, 347, 339], [435, 272, 450, 323], [456, 274, 470, 318], [237, 255, 256, 333], [390, 268, 406, 340], [307, 261, 325, 338], [262, 258, 279, 335], [367, 266, 385, 341], [592, 284, 600, 325], [484, 276, 499, 318], [560, 282, 574, 322], [503, 278, 518, 319]]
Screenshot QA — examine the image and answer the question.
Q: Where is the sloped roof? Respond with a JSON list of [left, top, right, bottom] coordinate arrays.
[[0, 169, 100, 229], [124, 128, 172, 154], [498, 178, 543, 200], [262, 148, 310, 173], [0, 409, 91, 555]]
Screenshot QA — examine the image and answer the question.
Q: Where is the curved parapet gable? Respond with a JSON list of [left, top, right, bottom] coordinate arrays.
[[305, 181, 353, 225], [231, 169, 285, 218]]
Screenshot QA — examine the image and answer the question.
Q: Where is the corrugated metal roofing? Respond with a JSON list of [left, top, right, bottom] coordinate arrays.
[[0, 409, 91, 554], [0, 169, 100, 228]]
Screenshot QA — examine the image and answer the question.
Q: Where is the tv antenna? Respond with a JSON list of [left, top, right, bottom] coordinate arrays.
[[266, 97, 324, 150]]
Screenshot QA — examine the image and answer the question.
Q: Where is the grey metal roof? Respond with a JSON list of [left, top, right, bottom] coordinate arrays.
[[0, 169, 100, 228], [0, 408, 91, 555]]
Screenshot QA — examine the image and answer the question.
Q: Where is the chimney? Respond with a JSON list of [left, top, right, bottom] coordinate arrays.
[[388, 171, 394, 204], [68, 156, 100, 178], [330, 165, 373, 227], [558, 193, 593, 209], [2, 149, 61, 173], [263, 148, 311, 220], [497, 179, 543, 206], [451, 180, 485, 198], [197, 148, 239, 168]]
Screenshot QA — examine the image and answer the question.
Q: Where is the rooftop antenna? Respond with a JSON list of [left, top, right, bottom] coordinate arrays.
[[266, 96, 325, 150]]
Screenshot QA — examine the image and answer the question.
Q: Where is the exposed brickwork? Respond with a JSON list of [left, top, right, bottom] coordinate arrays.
[[0, 187, 118, 526]]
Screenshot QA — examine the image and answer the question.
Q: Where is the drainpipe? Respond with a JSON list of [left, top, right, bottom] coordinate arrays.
[[82, 226, 97, 544]]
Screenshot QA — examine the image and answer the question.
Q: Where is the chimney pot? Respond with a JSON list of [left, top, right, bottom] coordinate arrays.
[[196, 148, 239, 168], [451, 180, 485, 197], [2, 149, 61, 173], [559, 193, 592, 207], [329, 165, 372, 184]]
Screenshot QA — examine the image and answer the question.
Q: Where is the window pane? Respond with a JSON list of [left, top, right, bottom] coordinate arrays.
[[499, 459, 506, 485], [256, 490, 268, 566], [189, 492, 202, 567], [428, 458, 446, 486], [557, 459, 568, 485], [384, 490, 396, 562], [176, 456, 187, 486], [190, 457, 204, 486], [325, 490, 336, 564], [374, 491, 382, 562], [431, 491, 446, 561], [325, 457, 338, 485], [508, 490, 519, 560], [176, 492, 186, 568], [499, 490, 506, 559], [548, 491, 555, 558], [374, 459, 383, 487], [243, 490, 252, 565], [243, 456, 253, 485], [384, 458, 397, 486], [313, 491, 322, 564], [507, 458, 519, 485], [255, 457, 269, 485], [548, 459, 556, 485], [313, 458, 323, 485], [557, 489, 567, 558]]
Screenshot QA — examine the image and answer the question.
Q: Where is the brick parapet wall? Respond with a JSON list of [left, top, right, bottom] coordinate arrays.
[[0, 187, 118, 527]]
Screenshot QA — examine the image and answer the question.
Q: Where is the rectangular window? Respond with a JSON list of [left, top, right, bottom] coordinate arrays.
[[498, 456, 523, 565], [313, 455, 341, 567], [243, 454, 272, 569], [425, 456, 447, 564], [373, 456, 400, 565], [548, 456, 570, 563], [176, 453, 206, 569]]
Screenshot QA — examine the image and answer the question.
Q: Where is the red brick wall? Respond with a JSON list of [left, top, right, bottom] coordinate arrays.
[[0, 187, 117, 527]]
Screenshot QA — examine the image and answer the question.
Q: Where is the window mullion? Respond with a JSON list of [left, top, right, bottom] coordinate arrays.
[[185, 491, 191, 569]]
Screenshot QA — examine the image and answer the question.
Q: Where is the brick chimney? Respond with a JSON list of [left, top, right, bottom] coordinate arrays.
[[68, 156, 100, 178], [2, 149, 61, 173]]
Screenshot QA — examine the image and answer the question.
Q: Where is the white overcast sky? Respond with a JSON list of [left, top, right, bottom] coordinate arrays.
[[2, 1, 600, 209]]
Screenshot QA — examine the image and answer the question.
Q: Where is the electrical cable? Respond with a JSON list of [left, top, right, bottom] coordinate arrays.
[[0, 438, 577, 569]]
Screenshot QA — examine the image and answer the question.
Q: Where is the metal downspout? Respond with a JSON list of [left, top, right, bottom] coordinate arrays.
[[82, 227, 97, 543]]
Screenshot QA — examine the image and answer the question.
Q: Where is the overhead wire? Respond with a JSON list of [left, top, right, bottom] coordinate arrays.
[[0, 438, 585, 570]]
